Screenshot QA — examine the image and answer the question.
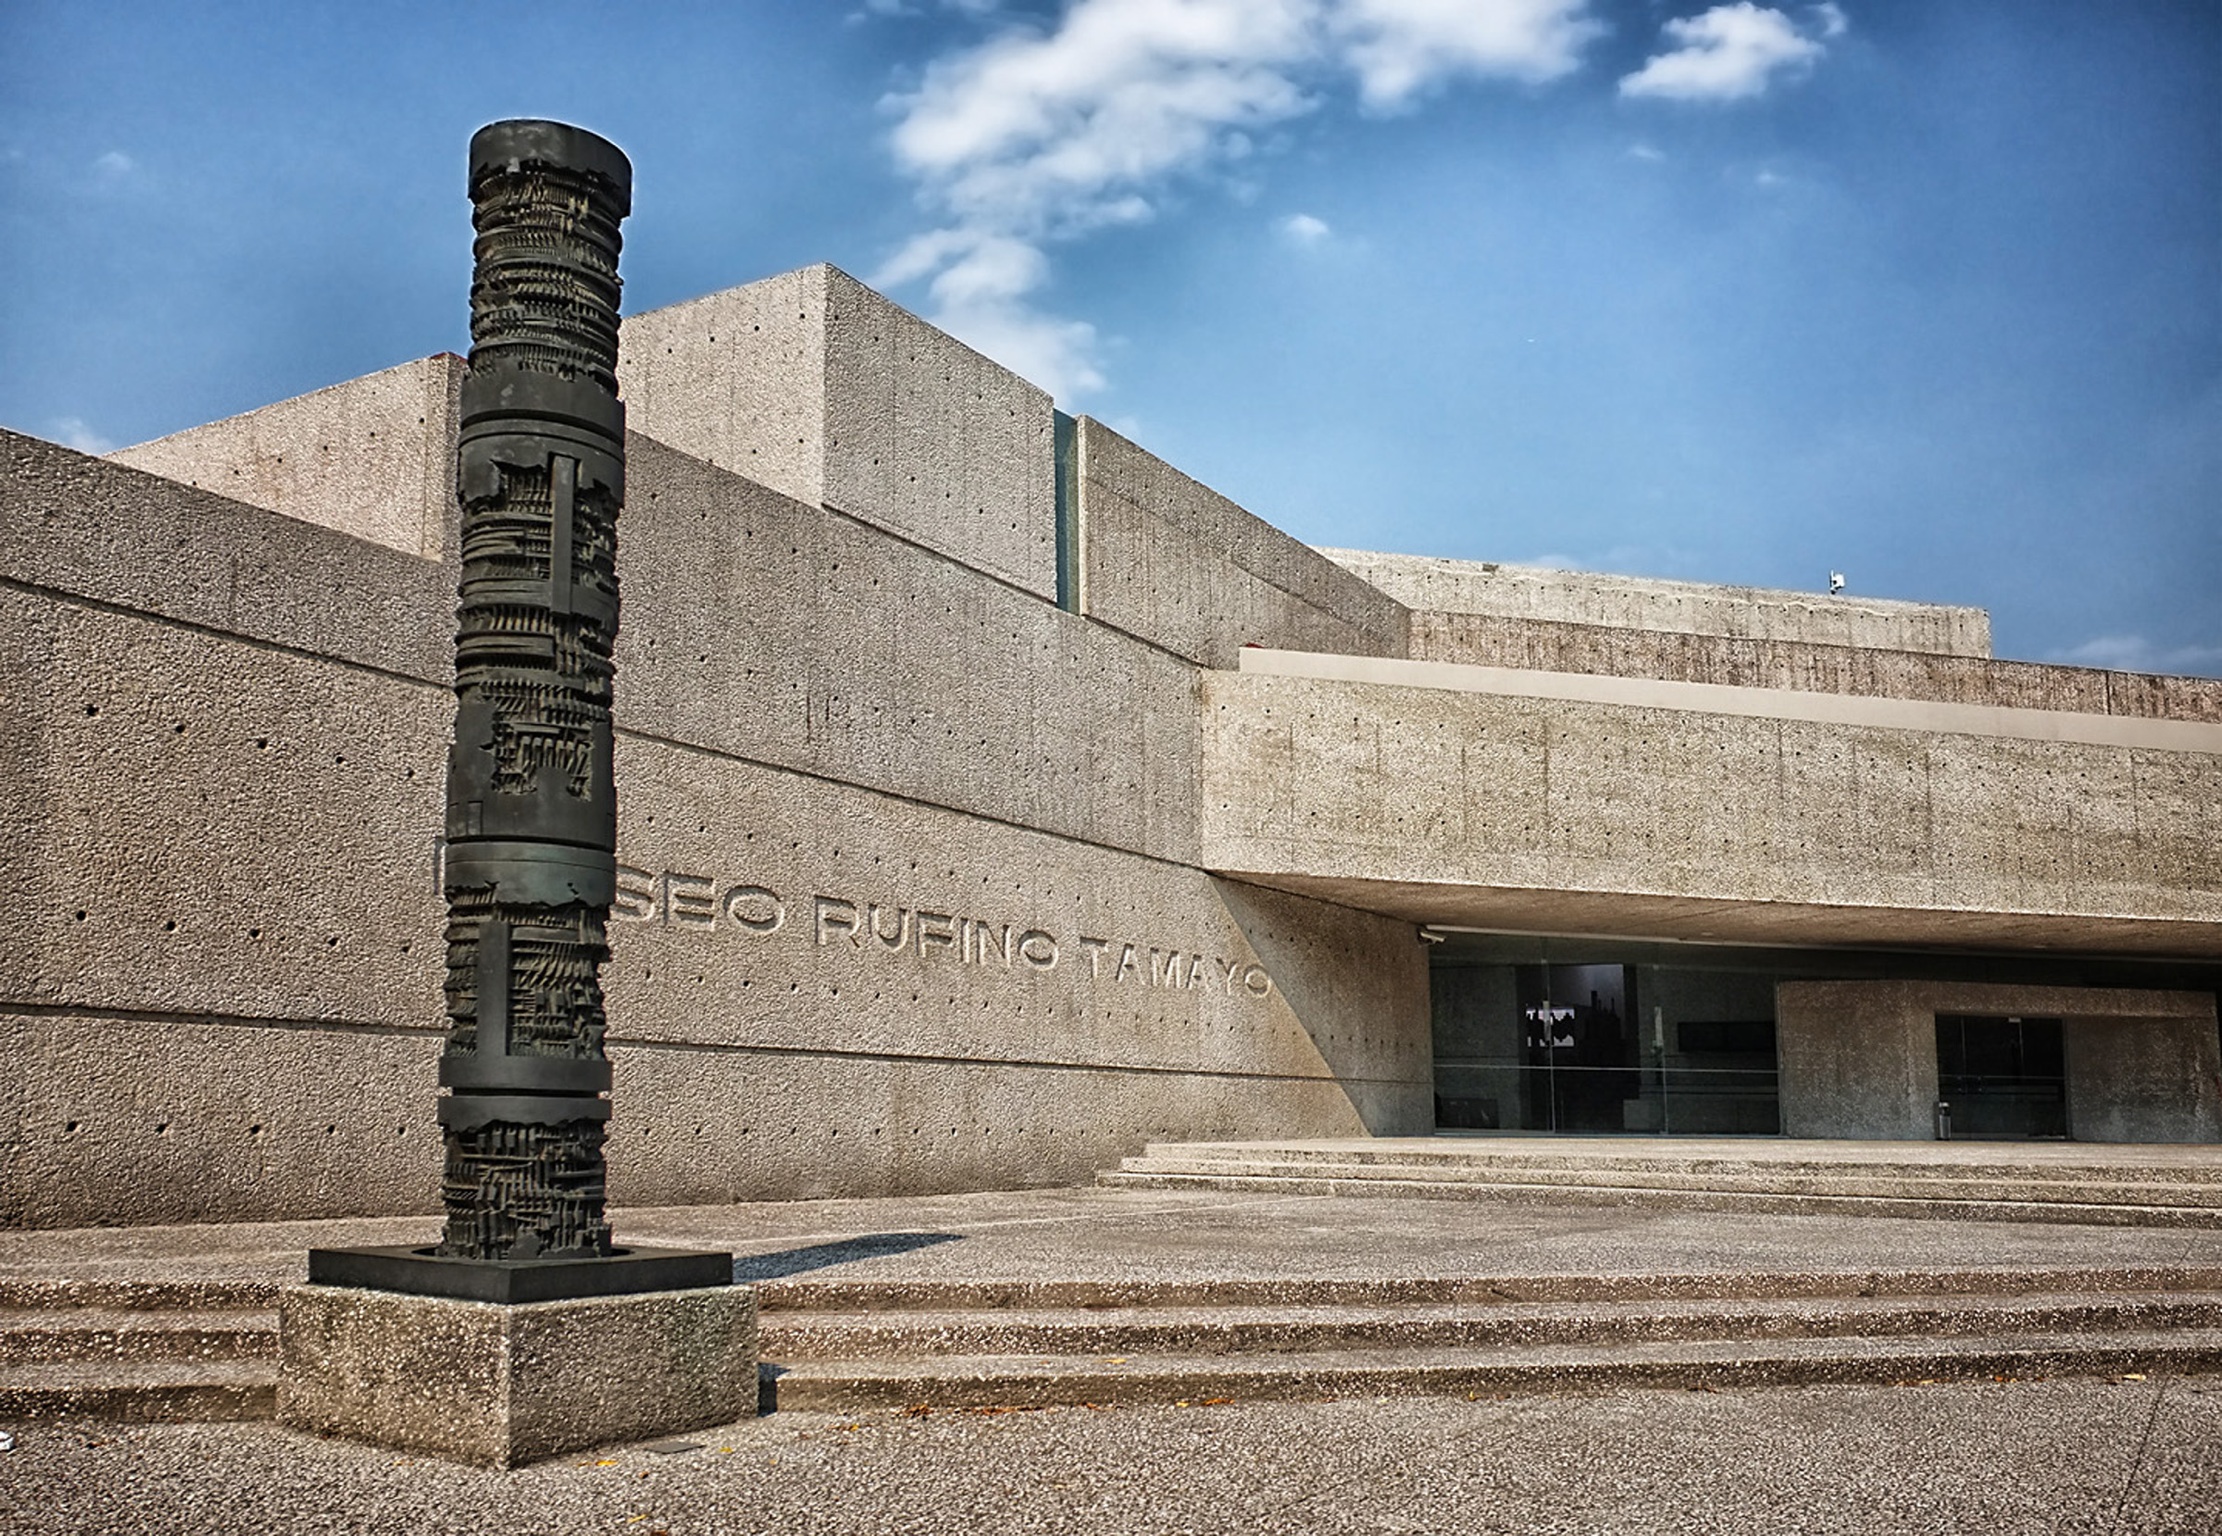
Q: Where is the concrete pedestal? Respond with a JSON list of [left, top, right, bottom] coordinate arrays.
[[277, 1283, 757, 1468]]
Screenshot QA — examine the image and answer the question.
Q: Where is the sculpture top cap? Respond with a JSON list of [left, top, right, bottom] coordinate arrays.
[[468, 119, 632, 215]]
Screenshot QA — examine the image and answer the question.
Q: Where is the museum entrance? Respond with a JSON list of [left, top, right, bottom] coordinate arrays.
[[1934, 1014, 2068, 1139], [1432, 957, 1782, 1135]]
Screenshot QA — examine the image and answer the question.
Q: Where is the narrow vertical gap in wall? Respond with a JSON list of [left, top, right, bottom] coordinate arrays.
[[1053, 409, 1081, 613]]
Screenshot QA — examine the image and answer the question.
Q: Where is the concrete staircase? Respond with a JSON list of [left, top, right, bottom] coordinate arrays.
[[1098, 1140, 2222, 1227], [0, 1281, 278, 1422], [6, 1268, 2221, 1423], [757, 1270, 2222, 1411]]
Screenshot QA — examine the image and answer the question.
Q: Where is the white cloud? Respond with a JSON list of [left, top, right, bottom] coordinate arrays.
[[1628, 141, 1665, 161], [49, 417, 115, 454], [92, 150, 135, 178], [1619, 3, 1838, 103], [1333, 0, 1603, 111], [877, 0, 1602, 398], [1280, 210, 1332, 242]]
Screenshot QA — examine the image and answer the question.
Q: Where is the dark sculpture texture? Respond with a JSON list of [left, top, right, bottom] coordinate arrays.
[[438, 120, 633, 1262]]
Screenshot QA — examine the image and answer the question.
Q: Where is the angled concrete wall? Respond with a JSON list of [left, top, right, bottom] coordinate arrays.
[[108, 356, 462, 561], [619, 265, 1058, 600], [1073, 419, 1408, 667], [1327, 548, 1991, 657], [1, 426, 1430, 1228]]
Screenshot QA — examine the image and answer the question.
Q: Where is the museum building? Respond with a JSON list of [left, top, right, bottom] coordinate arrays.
[[4, 263, 2219, 1231]]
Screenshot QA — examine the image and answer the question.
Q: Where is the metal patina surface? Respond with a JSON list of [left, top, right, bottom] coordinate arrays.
[[307, 121, 726, 1302], [436, 117, 635, 1262]]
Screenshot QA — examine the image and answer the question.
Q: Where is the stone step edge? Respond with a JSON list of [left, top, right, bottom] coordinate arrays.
[[759, 1292, 2222, 1359], [1115, 1158, 2222, 1205], [1096, 1170, 2222, 1227], [1137, 1144, 2222, 1186], [0, 1358, 279, 1424], [755, 1265, 2222, 1313], [0, 1280, 279, 1313], [765, 1330, 2222, 1412]]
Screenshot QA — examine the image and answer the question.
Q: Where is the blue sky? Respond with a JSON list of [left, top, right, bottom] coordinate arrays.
[[3, 2, 2215, 673]]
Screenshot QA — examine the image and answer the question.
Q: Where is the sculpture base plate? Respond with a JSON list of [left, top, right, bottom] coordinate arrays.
[[307, 1245, 732, 1304]]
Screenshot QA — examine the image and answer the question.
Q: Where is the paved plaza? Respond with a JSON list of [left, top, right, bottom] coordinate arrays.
[[5, 1183, 2222, 1533]]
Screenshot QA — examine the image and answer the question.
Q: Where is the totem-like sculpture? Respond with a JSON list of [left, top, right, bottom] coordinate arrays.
[[436, 119, 633, 1262]]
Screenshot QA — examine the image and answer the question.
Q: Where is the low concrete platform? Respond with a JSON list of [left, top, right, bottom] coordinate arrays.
[[1104, 1136, 2222, 1225]]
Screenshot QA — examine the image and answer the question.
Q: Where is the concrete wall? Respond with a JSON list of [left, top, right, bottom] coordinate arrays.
[[1778, 981, 2222, 1142], [1327, 548, 1992, 658], [1073, 418, 1408, 667], [1409, 611, 2222, 723], [2065, 1013, 2222, 1143], [1196, 666, 2222, 958], [618, 265, 1058, 601], [1, 425, 1431, 1228], [108, 356, 462, 561]]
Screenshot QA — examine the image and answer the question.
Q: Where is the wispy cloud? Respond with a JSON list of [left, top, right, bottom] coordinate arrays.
[[876, 0, 1601, 399], [1619, 3, 1843, 103], [2050, 634, 2222, 678], [49, 417, 116, 454], [1279, 210, 1332, 243]]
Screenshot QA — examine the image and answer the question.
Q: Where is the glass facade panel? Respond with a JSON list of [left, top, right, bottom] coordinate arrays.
[[1429, 932, 2222, 1139], [1433, 954, 1780, 1135], [1935, 1014, 2067, 1139]]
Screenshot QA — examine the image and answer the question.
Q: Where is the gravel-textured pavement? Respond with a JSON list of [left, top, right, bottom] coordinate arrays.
[[5, 1375, 2219, 1535]]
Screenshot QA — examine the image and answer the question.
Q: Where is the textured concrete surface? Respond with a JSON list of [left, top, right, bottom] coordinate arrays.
[[1327, 546, 1993, 656], [1409, 609, 2222, 722], [108, 356, 462, 561], [277, 1284, 755, 1467], [2, 429, 1430, 1227], [1778, 982, 2222, 1142], [620, 266, 1058, 599], [4, 1376, 2220, 1533], [1074, 418, 1408, 666], [13, 1183, 2222, 1302], [1198, 669, 2222, 957], [2067, 1013, 2222, 1144], [617, 435, 1202, 867]]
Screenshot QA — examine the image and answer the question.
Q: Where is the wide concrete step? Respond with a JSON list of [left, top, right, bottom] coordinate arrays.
[[1115, 1153, 2222, 1207], [1098, 1168, 2222, 1227], [0, 1358, 276, 1422], [0, 1279, 277, 1312], [755, 1266, 2222, 1313], [761, 1292, 2222, 1361], [1131, 1142, 2222, 1188], [0, 1306, 276, 1365], [766, 1328, 2222, 1412]]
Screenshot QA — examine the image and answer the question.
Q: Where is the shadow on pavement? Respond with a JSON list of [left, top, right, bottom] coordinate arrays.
[[732, 1231, 964, 1281]]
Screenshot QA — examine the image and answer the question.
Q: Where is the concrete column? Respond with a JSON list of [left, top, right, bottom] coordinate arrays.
[[1776, 980, 1936, 1140]]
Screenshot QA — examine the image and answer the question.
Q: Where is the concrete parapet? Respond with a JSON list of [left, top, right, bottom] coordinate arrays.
[[620, 265, 1058, 600], [276, 1283, 756, 1467], [108, 357, 463, 561], [1409, 611, 2222, 723], [1199, 666, 2222, 957], [1074, 418, 1408, 666], [1326, 548, 1991, 657]]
